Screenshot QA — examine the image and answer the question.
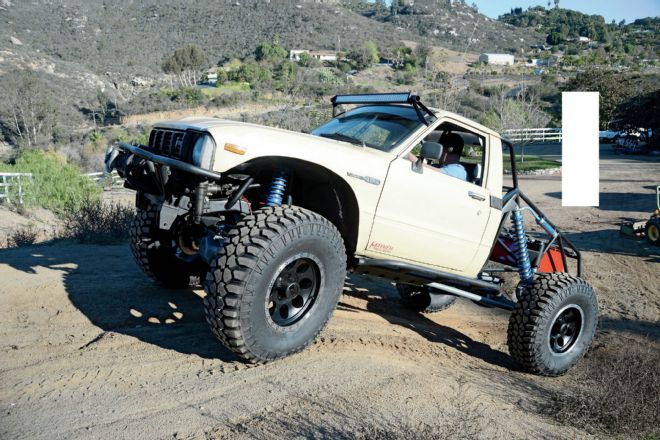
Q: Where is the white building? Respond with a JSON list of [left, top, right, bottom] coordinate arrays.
[[479, 53, 515, 66], [289, 49, 337, 62]]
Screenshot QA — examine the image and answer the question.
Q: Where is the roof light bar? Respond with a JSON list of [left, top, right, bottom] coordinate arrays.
[[330, 91, 436, 126], [331, 92, 412, 105]]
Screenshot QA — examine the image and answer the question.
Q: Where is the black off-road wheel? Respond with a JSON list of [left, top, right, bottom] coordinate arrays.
[[396, 284, 456, 313], [203, 205, 346, 363], [507, 273, 598, 376], [645, 218, 660, 246], [130, 200, 204, 288]]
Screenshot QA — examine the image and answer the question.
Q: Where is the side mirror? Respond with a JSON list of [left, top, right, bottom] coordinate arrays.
[[413, 141, 443, 173]]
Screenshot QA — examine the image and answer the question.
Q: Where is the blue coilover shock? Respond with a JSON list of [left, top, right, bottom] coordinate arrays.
[[265, 171, 287, 206], [511, 208, 534, 285]]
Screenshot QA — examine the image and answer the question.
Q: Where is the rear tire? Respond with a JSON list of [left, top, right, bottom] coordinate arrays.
[[396, 284, 456, 313], [203, 205, 346, 363], [507, 273, 598, 376], [129, 201, 202, 288], [645, 218, 660, 246]]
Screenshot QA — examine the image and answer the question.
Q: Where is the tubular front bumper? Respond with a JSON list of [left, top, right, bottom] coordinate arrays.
[[105, 142, 222, 181]]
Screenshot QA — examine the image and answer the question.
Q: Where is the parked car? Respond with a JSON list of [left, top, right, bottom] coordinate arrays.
[[599, 130, 620, 143]]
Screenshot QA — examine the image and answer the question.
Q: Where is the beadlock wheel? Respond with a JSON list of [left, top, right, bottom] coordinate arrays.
[[203, 205, 346, 363], [507, 273, 598, 376], [266, 255, 322, 327]]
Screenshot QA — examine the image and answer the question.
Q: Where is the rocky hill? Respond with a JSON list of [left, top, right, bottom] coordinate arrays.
[[1, 0, 543, 77]]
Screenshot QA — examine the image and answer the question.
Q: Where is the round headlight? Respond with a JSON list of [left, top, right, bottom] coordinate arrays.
[[192, 135, 215, 169]]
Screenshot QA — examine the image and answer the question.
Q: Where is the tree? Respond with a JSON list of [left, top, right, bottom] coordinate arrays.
[[565, 70, 642, 129], [255, 37, 287, 63], [161, 45, 208, 88], [276, 61, 298, 90], [614, 89, 659, 141], [554, 0, 560, 8], [414, 43, 432, 75], [0, 69, 57, 148], [347, 41, 379, 71], [480, 87, 549, 162]]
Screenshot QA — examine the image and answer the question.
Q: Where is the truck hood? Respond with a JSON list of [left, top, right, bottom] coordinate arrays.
[[153, 117, 393, 173]]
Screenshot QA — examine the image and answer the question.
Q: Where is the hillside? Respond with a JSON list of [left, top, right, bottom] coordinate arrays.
[[0, 0, 546, 79], [346, 0, 546, 53], [499, 6, 658, 60], [1, 0, 422, 76]]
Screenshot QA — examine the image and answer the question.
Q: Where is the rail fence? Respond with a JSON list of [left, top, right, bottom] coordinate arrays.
[[0, 171, 124, 205], [504, 127, 562, 144], [0, 172, 33, 205], [85, 171, 124, 188]]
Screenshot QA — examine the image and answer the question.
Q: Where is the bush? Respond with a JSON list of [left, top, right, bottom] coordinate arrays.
[[0, 150, 102, 212], [542, 336, 659, 437], [6, 225, 39, 247], [62, 198, 134, 244]]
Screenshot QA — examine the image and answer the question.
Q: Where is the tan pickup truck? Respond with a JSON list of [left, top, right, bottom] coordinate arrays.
[[106, 92, 597, 376]]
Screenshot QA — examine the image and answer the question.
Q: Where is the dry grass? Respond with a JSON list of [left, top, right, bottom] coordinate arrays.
[[543, 335, 660, 438], [208, 379, 498, 440], [62, 199, 134, 244]]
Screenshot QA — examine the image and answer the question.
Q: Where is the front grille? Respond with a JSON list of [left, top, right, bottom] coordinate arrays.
[[147, 128, 189, 160]]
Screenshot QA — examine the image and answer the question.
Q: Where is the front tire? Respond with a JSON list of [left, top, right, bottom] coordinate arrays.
[[203, 206, 346, 363], [507, 273, 598, 376], [129, 201, 203, 288]]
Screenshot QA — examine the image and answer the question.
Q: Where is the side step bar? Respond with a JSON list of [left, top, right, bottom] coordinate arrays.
[[353, 258, 514, 311], [427, 282, 514, 311]]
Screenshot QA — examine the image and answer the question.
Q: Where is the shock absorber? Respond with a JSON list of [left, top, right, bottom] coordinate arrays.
[[265, 171, 287, 207], [511, 208, 534, 286]]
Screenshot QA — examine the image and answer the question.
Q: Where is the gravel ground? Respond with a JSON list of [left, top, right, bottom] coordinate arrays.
[[0, 144, 658, 439]]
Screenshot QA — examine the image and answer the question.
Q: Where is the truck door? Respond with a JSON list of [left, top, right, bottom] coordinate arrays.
[[366, 123, 491, 273]]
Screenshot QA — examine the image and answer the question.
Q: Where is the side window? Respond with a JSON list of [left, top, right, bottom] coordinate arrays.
[[405, 122, 487, 187]]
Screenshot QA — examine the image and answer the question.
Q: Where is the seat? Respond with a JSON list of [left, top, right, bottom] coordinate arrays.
[[461, 163, 483, 185]]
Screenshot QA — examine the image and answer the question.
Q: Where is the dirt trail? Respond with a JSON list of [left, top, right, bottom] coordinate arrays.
[[1, 146, 658, 439]]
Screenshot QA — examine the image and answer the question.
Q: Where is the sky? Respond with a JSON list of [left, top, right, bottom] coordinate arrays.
[[469, 0, 660, 23]]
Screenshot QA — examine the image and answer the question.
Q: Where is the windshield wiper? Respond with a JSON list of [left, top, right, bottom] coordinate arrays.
[[319, 133, 366, 147]]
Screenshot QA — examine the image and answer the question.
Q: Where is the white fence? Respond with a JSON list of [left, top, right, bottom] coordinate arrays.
[[504, 128, 562, 143], [85, 171, 124, 188], [0, 172, 33, 205], [0, 171, 124, 206]]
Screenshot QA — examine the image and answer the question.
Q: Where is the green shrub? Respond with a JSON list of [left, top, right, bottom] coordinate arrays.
[[0, 150, 101, 211], [62, 198, 134, 244]]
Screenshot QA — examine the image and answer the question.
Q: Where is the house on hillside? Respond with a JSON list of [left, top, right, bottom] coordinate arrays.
[[479, 53, 515, 66], [289, 49, 337, 62], [201, 68, 218, 85]]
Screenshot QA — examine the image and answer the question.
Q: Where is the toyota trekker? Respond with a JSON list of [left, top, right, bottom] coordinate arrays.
[[105, 92, 598, 376]]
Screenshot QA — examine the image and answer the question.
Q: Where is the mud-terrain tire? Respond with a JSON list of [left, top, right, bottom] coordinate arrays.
[[129, 202, 201, 288], [203, 205, 346, 363], [396, 284, 456, 313], [645, 218, 660, 246], [507, 273, 598, 376]]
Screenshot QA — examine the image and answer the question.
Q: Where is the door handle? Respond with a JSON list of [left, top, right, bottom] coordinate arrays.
[[468, 191, 486, 201]]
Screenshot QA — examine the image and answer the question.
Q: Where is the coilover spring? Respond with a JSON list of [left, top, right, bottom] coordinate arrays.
[[511, 208, 534, 285], [265, 172, 287, 206]]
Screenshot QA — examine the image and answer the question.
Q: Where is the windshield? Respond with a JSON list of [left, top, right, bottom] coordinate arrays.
[[311, 105, 423, 152]]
